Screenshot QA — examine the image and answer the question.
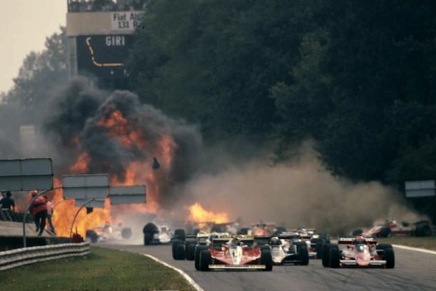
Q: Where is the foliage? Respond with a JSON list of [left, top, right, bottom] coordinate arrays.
[[1, 27, 68, 126], [127, 0, 436, 191]]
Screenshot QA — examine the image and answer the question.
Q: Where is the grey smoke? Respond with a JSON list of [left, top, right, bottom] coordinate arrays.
[[181, 141, 423, 236]]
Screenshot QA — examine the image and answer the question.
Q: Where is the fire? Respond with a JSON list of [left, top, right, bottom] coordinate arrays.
[[70, 152, 90, 173], [51, 108, 177, 237], [187, 203, 229, 224], [97, 110, 148, 148]]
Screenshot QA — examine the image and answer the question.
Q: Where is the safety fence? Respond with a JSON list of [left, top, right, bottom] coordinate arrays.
[[0, 242, 90, 271]]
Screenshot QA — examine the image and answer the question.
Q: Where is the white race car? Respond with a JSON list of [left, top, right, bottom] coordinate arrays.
[[268, 232, 309, 265], [86, 222, 132, 243]]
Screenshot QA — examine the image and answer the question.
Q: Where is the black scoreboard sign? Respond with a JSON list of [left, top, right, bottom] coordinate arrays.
[[76, 34, 134, 78]]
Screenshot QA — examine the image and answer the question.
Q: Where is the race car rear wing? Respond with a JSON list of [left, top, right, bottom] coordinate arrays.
[[338, 236, 377, 244], [210, 237, 255, 248]]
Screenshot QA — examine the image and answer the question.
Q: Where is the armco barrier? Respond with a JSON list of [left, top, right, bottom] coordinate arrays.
[[0, 242, 90, 271]]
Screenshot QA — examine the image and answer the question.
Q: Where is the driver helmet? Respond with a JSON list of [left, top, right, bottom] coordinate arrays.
[[270, 236, 281, 245], [354, 236, 366, 245]]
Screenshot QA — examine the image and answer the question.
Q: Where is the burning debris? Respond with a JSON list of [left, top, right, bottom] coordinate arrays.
[[42, 78, 203, 236]]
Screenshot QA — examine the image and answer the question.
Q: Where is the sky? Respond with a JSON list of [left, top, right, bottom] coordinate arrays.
[[0, 0, 67, 94]]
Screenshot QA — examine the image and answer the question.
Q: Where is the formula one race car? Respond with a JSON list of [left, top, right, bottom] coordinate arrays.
[[195, 235, 273, 271], [293, 227, 330, 259], [322, 236, 395, 268], [353, 219, 433, 238], [85, 222, 132, 243], [268, 232, 309, 265], [143, 222, 174, 245]]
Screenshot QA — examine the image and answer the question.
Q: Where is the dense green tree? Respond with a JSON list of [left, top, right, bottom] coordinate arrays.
[[128, 0, 322, 143]]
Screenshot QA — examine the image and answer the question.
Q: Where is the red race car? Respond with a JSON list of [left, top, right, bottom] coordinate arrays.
[[322, 236, 395, 268], [195, 235, 273, 271], [353, 219, 432, 238]]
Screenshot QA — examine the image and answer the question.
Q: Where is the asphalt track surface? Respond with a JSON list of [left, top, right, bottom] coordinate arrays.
[[99, 243, 436, 291]]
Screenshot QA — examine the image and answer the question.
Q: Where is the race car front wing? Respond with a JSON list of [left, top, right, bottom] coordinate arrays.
[[208, 264, 266, 270]]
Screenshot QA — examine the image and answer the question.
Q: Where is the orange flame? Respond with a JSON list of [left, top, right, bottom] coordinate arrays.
[[50, 108, 180, 237], [187, 203, 229, 224], [70, 152, 90, 174]]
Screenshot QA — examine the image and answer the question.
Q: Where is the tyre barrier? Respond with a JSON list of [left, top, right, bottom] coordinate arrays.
[[0, 242, 90, 271]]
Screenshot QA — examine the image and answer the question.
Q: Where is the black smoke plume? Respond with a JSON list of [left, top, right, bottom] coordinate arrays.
[[44, 78, 202, 208]]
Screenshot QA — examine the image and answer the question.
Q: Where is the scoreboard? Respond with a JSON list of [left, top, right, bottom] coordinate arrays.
[[67, 9, 144, 90], [76, 34, 134, 79]]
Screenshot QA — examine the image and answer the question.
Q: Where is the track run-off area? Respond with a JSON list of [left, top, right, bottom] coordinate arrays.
[[99, 243, 436, 291]]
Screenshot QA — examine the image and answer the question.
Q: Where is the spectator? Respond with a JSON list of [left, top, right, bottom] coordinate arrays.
[[44, 196, 56, 235], [29, 191, 47, 236], [1, 191, 15, 211], [0, 191, 6, 206]]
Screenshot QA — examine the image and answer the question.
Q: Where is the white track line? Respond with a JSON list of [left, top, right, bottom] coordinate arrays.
[[143, 254, 204, 291], [392, 244, 436, 255]]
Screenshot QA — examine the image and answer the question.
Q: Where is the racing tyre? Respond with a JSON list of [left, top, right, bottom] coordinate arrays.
[[176, 243, 186, 260], [298, 245, 309, 266], [172, 241, 183, 260], [121, 227, 132, 239], [199, 250, 211, 271], [195, 245, 208, 270], [185, 242, 196, 260], [143, 223, 158, 234], [85, 230, 98, 243], [322, 244, 331, 267], [316, 240, 324, 259], [329, 246, 340, 268], [174, 229, 186, 241], [261, 250, 273, 271], [379, 227, 392, 238], [415, 224, 432, 237], [143, 233, 152, 245], [383, 247, 395, 269]]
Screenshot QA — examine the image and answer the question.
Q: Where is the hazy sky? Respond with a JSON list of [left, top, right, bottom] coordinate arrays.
[[0, 0, 67, 94]]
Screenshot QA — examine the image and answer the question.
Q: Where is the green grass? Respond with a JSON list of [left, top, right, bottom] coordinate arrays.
[[0, 246, 196, 291], [378, 237, 436, 251]]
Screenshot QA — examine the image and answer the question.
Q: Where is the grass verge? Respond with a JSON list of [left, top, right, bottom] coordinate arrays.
[[0, 246, 196, 291], [378, 237, 436, 251]]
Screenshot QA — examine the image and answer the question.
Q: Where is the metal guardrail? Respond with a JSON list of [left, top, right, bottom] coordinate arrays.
[[0, 242, 90, 271]]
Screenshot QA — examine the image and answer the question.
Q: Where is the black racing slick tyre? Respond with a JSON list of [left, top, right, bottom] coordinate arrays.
[[85, 230, 98, 243], [383, 247, 395, 269], [298, 245, 309, 266], [174, 229, 186, 241], [143, 233, 152, 245], [195, 245, 208, 270], [415, 224, 432, 237], [172, 241, 183, 260], [176, 243, 186, 260], [261, 250, 273, 271], [322, 244, 331, 267], [199, 250, 211, 271], [316, 240, 324, 259], [186, 242, 196, 261], [329, 246, 340, 268], [379, 227, 392, 238]]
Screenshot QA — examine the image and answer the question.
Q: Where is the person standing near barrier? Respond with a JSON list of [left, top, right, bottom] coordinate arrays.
[[44, 195, 56, 235], [1, 191, 15, 211], [29, 191, 47, 236], [0, 192, 6, 205]]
